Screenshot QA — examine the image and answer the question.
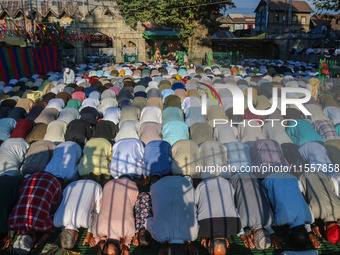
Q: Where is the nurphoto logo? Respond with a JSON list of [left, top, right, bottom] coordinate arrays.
[[200, 83, 312, 127]]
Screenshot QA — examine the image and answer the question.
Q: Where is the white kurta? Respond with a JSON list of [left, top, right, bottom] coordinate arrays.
[[329, 173, 340, 198], [53, 180, 102, 232], [109, 138, 145, 178], [63, 70, 75, 85], [57, 108, 80, 124]]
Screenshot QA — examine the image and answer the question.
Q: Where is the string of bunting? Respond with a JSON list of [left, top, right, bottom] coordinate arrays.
[[0, 19, 113, 46]]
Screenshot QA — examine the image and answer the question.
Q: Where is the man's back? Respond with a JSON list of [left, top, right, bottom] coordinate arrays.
[[53, 180, 102, 229], [95, 179, 138, 245], [146, 176, 198, 243], [196, 177, 241, 239], [300, 172, 340, 222], [230, 173, 273, 230], [262, 173, 313, 228], [8, 172, 61, 234]]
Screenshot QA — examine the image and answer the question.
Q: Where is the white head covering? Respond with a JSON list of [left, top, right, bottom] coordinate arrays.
[[13, 235, 33, 255], [50, 86, 63, 95], [45, 98, 65, 112], [182, 96, 202, 114], [103, 107, 121, 125], [79, 98, 100, 111], [99, 98, 119, 113], [140, 106, 162, 124]]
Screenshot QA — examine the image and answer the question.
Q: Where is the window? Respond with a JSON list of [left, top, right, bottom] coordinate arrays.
[[283, 15, 286, 23], [301, 16, 307, 25], [273, 13, 279, 23], [235, 24, 243, 30], [292, 16, 297, 24]]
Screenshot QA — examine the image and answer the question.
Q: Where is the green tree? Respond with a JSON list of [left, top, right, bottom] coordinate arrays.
[[114, 0, 235, 53], [312, 0, 339, 13]]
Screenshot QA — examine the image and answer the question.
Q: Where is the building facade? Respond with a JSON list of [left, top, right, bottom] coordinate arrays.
[[0, 0, 146, 62], [219, 14, 256, 32], [142, 22, 181, 61], [254, 0, 313, 33]]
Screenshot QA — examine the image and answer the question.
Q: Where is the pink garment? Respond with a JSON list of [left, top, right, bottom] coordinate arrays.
[[110, 86, 121, 96], [147, 98, 164, 111], [174, 89, 187, 103], [140, 122, 162, 145], [244, 108, 262, 124], [94, 179, 138, 248], [72, 91, 86, 102]]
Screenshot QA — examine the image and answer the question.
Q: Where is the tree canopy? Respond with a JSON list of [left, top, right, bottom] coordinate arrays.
[[312, 0, 339, 13], [114, 0, 235, 49]]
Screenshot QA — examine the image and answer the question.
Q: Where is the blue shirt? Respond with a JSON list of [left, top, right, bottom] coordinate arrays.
[[0, 118, 16, 141], [298, 142, 333, 165], [224, 142, 251, 171], [162, 121, 189, 146], [144, 140, 172, 177], [323, 106, 340, 126], [262, 173, 313, 228]]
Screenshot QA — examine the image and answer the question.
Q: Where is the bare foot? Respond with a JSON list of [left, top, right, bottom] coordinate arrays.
[[309, 233, 321, 249]]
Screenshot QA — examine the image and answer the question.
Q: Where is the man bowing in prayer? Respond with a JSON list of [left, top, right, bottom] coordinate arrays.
[[196, 177, 241, 255], [53, 179, 102, 249], [0, 175, 24, 239], [93, 178, 138, 255], [230, 173, 281, 250], [299, 172, 340, 244], [2, 172, 61, 255], [262, 172, 321, 250], [146, 176, 199, 255]]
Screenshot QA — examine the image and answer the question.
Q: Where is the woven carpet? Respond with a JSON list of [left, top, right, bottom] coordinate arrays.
[[1, 227, 340, 255]]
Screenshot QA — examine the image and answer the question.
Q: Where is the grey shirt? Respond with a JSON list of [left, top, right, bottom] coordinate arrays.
[[262, 122, 293, 145], [230, 173, 274, 234], [196, 177, 241, 238]]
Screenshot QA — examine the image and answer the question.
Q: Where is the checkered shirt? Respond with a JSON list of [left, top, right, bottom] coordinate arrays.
[[313, 119, 340, 142], [8, 172, 61, 235]]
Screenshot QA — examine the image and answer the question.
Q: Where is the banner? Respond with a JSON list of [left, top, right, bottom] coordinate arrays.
[[0, 45, 61, 84]]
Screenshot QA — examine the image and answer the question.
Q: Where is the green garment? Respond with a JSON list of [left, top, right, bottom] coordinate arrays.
[[66, 99, 82, 110], [41, 243, 80, 255]]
